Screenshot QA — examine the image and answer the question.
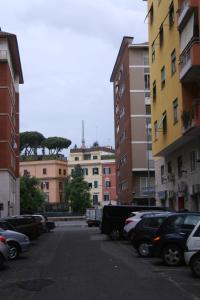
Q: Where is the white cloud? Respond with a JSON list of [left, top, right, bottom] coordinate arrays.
[[0, 0, 148, 149]]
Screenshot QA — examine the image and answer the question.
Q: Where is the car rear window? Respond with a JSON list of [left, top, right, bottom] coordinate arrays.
[[144, 216, 166, 228]]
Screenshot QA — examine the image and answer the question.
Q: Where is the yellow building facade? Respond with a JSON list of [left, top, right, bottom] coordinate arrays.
[[147, 0, 183, 156]]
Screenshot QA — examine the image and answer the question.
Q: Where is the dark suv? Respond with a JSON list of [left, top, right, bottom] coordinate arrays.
[[3, 216, 42, 240], [131, 214, 170, 257], [152, 213, 200, 266]]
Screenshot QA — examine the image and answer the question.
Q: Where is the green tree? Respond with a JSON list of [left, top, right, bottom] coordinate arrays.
[[20, 131, 45, 156], [42, 137, 71, 155], [63, 165, 92, 214], [20, 174, 45, 213]]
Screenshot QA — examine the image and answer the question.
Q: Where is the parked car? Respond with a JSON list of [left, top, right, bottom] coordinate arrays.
[[185, 220, 200, 277], [3, 216, 41, 240], [0, 220, 17, 231], [100, 205, 169, 240], [123, 211, 171, 240], [0, 228, 30, 260], [0, 236, 9, 268], [152, 213, 200, 266], [131, 214, 171, 257], [32, 214, 55, 232]]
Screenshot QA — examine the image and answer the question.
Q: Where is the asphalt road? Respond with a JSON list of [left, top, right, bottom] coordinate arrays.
[[0, 221, 200, 300]]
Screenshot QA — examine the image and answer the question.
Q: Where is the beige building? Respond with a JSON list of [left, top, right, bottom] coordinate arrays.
[[68, 146, 117, 206], [110, 37, 155, 205], [20, 159, 68, 203]]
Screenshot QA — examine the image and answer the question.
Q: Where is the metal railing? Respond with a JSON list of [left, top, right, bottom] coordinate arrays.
[[180, 38, 200, 73]]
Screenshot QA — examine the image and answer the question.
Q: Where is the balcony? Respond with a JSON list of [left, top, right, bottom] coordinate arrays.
[[182, 100, 200, 135], [179, 40, 200, 82], [0, 50, 8, 61], [178, 0, 199, 30]]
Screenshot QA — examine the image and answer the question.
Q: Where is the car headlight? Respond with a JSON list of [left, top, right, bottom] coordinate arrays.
[[24, 236, 29, 242]]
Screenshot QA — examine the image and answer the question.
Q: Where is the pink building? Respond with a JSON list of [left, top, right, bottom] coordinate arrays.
[[102, 162, 117, 204]]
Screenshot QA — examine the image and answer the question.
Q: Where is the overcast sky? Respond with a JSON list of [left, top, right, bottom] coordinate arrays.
[[1, 0, 147, 152]]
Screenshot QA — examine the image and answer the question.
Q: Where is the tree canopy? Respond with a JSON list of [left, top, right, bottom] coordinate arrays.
[[20, 131, 45, 155], [63, 165, 92, 214], [20, 174, 45, 213], [20, 131, 71, 157], [41, 137, 71, 155]]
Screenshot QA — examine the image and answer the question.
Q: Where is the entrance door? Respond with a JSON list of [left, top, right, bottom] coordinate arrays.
[[178, 197, 185, 210]]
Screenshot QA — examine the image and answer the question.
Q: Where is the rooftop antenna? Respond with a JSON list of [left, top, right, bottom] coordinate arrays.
[[81, 120, 86, 149]]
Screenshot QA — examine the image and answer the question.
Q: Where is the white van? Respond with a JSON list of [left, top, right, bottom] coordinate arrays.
[[184, 220, 200, 277]]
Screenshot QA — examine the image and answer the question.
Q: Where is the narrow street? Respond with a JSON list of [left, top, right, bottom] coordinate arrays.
[[0, 221, 200, 300]]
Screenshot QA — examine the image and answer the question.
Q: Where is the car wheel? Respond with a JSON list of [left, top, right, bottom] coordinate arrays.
[[109, 230, 120, 241], [8, 242, 20, 260], [162, 244, 183, 266], [0, 253, 5, 269], [137, 241, 151, 257], [190, 254, 200, 278]]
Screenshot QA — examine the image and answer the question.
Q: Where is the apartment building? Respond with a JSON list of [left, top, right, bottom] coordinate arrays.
[[68, 147, 117, 206], [145, 0, 200, 210], [20, 158, 68, 203], [0, 31, 23, 217], [110, 37, 155, 205]]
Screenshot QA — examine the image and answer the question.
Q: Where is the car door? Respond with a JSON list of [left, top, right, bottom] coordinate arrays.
[[187, 221, 200, 251]]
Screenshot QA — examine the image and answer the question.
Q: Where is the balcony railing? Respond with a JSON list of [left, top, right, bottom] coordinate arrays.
[[182, 100, 200, 134], [0, 50, 8, 61], [178, 0, 198, 29], [179, 38, 200, 80]]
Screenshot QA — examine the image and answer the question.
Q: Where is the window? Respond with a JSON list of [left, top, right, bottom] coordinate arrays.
[[43, 168, 47, 175], [92, 168, 99, 175], [177, 156, 183, 177], [171, 49, 176, 75], [190, 150, 196, 171], [153, 80, 156, 100], [59, 169, 61, 175], [105, 180, 111, 188], [161, 66, 165, 89], [162, 112, 167, 133], [154, 121, 158, 140], [84, 154, 91, 160], [94, 181, 98, 188], [161, 165, 165, 184], [104, 194, 110, 202], [149, 4, 154, 24], [82, 168, 88, 176], [159, 25, 164, 47], [41, 182, 49, 190], [152, 42, 155, 62], [59, 182, 63, 190], [88, 183, 92, 188], [169, 2, 175, 27], [147, 143, 152, 151], [144, 74, 150, 90], [63, 170, 66, 176], [75, 157, 79, 161], [145, 105, 151, 115], [144, 56, 149, 65], [93, 156, 98, 160], [167, 161, 172, 174], [103, 167, 111, 175], [173, 99, 178, 123], [93, 194, 98, 206]]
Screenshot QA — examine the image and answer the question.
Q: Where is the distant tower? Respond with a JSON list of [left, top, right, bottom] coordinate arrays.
[[81, 120, 86, 149]]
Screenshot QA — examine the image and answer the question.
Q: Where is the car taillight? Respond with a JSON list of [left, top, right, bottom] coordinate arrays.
[[0, 236, 6, 243], [153, 236, 161, 242], [125, 220, 133, 225]]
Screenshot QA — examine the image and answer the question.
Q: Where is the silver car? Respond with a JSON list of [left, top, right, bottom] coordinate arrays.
[[0, 236, 9, 268], [0, 229, 30, 260]]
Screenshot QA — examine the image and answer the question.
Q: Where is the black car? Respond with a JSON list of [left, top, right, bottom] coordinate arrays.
[[100, 205, 168, 240], [131, 214, 170, 257], [3, 216, 41, 240], [152, 213, 200, 266]]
